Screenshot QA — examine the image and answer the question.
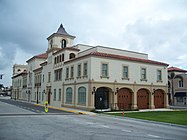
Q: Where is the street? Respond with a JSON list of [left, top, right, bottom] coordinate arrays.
[[0, 97, 187, 140]]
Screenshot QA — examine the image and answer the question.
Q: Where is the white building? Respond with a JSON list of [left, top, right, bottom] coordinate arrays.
[[12, 24, 169, 111]]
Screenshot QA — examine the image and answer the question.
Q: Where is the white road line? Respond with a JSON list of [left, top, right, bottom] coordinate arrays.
[[100, 125, 110, 128], [122, 129, 131, 133], [85, 122, 95, 125], [148, 134, 160, 138]]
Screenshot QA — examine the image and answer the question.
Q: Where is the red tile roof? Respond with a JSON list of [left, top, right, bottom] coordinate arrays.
[[35, 53, 48, 59], [89, 52, 169, 66], [168, 66, 187, 72], [26, 53, 47, 62], [65, 51, 169, 66]]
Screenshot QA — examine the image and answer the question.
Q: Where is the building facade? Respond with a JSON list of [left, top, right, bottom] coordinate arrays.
[[12, 24, 169, 110], [168, 67, 187, 106]]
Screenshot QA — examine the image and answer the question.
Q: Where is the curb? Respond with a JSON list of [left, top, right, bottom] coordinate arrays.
[[102, 112, 187, 129], [34, 104, 96, 116]]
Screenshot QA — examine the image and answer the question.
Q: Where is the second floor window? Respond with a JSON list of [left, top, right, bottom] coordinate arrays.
[[141, 68, 147, 80], [102, 63, 108, 77], [66, 67, 69, 79], [123, 65, 129, 79], [54, 69, 62, 81], [157, 70, 162, 81], [77, 64, 81, 77], [179, 80, 184, 88], [83, 62, 88, 76], [70, 66, 74, 78]]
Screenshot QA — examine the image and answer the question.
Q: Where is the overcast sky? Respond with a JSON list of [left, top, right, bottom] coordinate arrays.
[[0, 0, 187, 86]]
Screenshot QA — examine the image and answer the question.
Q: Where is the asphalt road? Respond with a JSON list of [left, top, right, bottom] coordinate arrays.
[[0, 97, 187, 140], [0, 97, 72, 114]]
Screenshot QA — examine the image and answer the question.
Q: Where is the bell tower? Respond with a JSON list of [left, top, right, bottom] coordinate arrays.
[[47, 24, 76, 52]]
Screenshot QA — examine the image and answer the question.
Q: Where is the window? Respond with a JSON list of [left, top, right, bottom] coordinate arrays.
[[61, 39, 66, 48], [83, 62, 88, 76], [57, 56, 59, 63], [54, 69, 62, 81], [101, 63, 108, 78], [42, 91, 44, 101], [177, 97, 183, 102], [69, 53, 75, 59], [39, 92, 41, 100], [54, 57, 57, 64], [35, 92, 36, 100], [122, 65, 129, 79], [179, 80, 184, 88], [58, 88, 61, 101], [48, 72, 51, 83], [59, 55, 62, 62], [157, 70, 162, 81], [141, 68, 147, 80], [70, 66, 74, 78], [78, 87, 86, 105], [66, 87, 72, 103], [62, 54, 64, 61], [77, 64, 81, 77], [66, 67, 69, 79], [54, 89, 56, 101]]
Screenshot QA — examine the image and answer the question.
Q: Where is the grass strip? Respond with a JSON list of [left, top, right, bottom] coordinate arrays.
[[108, 111, 187, 126]]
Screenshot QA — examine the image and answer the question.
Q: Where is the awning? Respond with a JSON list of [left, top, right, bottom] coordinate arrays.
[[174, 92, 186, 97]]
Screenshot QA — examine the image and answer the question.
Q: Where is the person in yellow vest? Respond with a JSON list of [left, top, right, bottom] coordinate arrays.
[[44, 101, 48, 113]]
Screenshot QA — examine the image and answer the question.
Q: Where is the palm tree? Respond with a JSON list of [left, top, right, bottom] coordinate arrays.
[[168, 72, 183, 105]]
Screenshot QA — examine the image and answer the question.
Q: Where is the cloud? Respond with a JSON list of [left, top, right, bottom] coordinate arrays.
[[0, 43, 17, 70], [1, 0, 187, 86], [122, 17, 187, 67]]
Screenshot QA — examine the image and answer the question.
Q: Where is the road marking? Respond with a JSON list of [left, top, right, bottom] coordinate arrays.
[[100, 125, 110, 128], [122, 129, 131, 133], [148, 134, 160, 138], [85, 122, 95, 125]]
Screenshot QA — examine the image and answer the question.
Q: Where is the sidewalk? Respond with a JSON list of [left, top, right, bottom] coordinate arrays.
[[170, 105, 187, 110], [106, 108, 174, 114], [34, 103, 97, 116]]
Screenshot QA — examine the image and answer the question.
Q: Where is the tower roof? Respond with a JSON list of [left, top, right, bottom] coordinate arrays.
[[56, 24, 71, 36], [47, 24, 75, 40]]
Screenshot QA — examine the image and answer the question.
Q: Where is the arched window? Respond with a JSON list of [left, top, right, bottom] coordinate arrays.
[[59, 55, 62, 62], [66, 87, 72, 103], [54, 57, 57, 64], [61, 39, 67, 48], [62, 54, 64, 61], [69, 53, 75, 59], [78, 87, 86, 105], [178, 80, 184, 88]]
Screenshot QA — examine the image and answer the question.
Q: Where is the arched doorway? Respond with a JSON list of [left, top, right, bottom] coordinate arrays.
[[95, 87, 110, 109], [137, 89, 149, 109], [154, 89, 164, 108], [117, 88, 132, 110]]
